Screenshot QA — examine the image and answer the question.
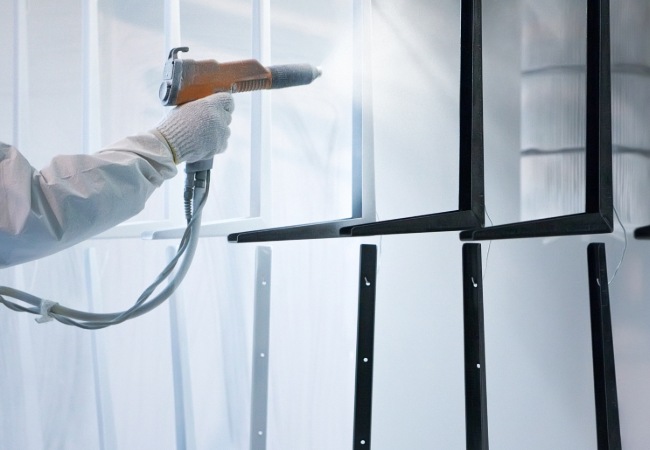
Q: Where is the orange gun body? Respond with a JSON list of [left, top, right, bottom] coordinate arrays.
[[174, 59, 272, 105], [160, 47, 321, 107]]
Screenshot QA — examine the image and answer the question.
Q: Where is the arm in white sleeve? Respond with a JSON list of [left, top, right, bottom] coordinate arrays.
[[0, 132, 177, 269]]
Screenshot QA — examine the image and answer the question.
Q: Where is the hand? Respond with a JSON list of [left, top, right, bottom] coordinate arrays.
[[156, 92, 235, 164]]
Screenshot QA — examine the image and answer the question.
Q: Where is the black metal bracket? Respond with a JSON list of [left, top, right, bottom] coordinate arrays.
[[228, 0, 484, 243], [461, 0, 613, 242], [462, 244, 489, 450], [587, 243, 622, 450], [353, 244, 378, 450], [340, 0, 484, 237]]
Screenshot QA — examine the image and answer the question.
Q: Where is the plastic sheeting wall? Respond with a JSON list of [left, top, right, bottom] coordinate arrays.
[[1, 1, 650, 450], [0, 0, 360, 449]]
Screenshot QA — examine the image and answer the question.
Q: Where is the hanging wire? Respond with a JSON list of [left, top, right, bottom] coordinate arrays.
[[482, 207, 493, 281], [608, 205, 627, 285], [376, 212, 383, 275]]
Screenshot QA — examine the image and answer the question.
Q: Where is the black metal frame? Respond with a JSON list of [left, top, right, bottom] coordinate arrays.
[[462, 244, 489, 450], [353, 244, 378, 449], [587, 243, 622, 450], [341, 0, 484, 237], [228, 0, 484, 243], [461, 0, 613, 242]]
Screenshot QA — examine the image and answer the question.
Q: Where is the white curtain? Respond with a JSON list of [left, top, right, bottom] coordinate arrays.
[[3, 1, 650, 449]]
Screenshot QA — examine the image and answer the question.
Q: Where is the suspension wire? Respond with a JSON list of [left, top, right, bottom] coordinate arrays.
[[608, 205, 627, 285], [482, 206, 493, 281]]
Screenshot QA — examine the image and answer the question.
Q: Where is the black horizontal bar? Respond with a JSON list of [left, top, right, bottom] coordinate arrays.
[[462, 244, 489, 450], [587, 243, 621, 450], [353, 245, 378, 450], [340, 210, 481, 237], [228, 220, 357, 243], [634, 224, 650, 240], [459, 213, 612, 241]]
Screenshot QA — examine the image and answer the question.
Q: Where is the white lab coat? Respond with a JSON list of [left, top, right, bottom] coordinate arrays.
[[0, 132, 177, 269]]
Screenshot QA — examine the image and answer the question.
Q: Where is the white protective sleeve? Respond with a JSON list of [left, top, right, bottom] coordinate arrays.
[[0, 132, 177, 269]]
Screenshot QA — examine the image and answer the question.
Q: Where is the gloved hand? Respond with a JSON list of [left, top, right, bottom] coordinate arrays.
[[155, 92, 235, 164]]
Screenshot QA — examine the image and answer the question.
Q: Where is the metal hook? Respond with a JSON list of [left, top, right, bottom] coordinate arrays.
[[168, 46, 189, 61]]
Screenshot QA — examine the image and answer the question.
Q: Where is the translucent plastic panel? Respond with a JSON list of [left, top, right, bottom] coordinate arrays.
[[84, 239, 178, 450], [25, 0, 84, 170], [180, 0, 253, 222], [371, 0, 460, 221], [521, 0, 650, 224], [521, 0, 586, 71], [0, 1, 13, 144], [179, 240, 257, 450], [266, 240, 359, 450], [270, 0, 353, 227], [98, 0, 167, 223]]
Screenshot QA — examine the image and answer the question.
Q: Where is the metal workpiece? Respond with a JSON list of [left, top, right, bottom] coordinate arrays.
[[166, 246, 197, 450], [461, 0, 613, 241], [250, 246, 272, 450], [341, 0, 484, 238], [587, 243, 622, 450], [462, 244, 489, 450], [230, 0, 484, 243], [353, 245, 378, 450]]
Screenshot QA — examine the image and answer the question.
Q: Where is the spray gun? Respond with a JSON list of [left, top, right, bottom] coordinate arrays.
[[160, 46, 322, 232], [159, 46, 322, 172]]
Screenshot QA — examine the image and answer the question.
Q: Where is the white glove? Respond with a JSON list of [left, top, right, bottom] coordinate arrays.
[[155, 92, 235, 164]]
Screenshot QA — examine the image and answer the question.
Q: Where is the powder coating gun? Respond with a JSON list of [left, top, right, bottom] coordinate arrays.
[[160, 46, 322, 172]]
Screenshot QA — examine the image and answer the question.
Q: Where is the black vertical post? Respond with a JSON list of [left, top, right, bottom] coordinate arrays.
[[458, 0, 484, 222], [585, 0, 613, 223], [587, 243, 621, 450], [462, 244, 489, 450], [353, 244, 378, 449]]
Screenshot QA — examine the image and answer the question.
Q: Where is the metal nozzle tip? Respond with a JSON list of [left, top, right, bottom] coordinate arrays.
[[316, 66, 323, 78]]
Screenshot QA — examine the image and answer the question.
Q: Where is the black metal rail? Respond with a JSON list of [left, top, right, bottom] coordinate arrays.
[[587, 243, 622, 450], [353, 244, 378, 449], [462, 244, 489, 449]]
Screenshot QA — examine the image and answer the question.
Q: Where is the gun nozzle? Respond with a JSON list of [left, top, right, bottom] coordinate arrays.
[[315, 66, 323, 78]]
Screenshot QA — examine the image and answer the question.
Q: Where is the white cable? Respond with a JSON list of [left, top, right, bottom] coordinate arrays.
[[0, 171, 209, 329]]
